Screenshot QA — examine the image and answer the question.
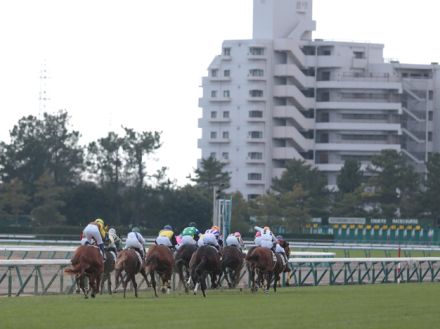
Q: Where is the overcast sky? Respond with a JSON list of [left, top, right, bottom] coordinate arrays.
[[0, 0, 439, 186]]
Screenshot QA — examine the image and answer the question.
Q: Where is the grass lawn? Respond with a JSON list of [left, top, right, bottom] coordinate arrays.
[[1, 283, 438, 329]]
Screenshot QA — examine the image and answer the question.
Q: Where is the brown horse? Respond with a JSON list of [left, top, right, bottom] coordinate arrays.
[[65, 245, 104, 298], [100, 249, 116, 294], [221, 246, 245, 288], [114, 248, 150, 298], [145, 244, 174, 297], [174, 244, 197, 293], [245, 246, 286, 293], [189, 245, 222, 297]]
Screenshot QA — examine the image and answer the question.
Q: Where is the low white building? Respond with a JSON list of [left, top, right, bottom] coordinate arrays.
[[198, 0, 440, 199]]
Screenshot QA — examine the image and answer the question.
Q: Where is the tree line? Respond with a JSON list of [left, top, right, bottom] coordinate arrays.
[[0, 111, 439, 234]]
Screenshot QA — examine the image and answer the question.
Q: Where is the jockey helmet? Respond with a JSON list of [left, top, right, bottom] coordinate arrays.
[[95, 218, 104, 226], [234, 232, 241, 238], [109, 228, 116, 235], [211, 225, 220, 231], [276, 235, 283, 241], [188, 221, 197, 228], [255, 231, 261, 237], [132, 227, 140, 233], [164, 225, 173, 231], [263, 226, 270, 231]]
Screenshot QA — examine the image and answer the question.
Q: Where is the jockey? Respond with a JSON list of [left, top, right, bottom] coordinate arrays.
[[275, 235, 288, 264], [125, 227, 146, 259], [155, 225, 178, 249], [82, 218, 107, 260], [106, 227, 123, 256], [254, 225, 276, 250], [254, 231, 262, 246], [178, 225, 200, 248], [225, 231, 244, 250], [199, 225, 222, 250]]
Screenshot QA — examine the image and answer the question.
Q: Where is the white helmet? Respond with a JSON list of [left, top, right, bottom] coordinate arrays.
[[109, 228, 116, 235]]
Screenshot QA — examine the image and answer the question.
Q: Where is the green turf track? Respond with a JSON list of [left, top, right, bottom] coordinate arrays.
[[1, 283, 439, 329]]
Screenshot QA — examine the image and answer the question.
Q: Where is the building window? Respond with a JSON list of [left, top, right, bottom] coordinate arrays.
[[211, 69, 218, 77], [353, 51, 365, 59], [429, 111, 433, 121], [249, 89, 263, 97], [224, 69, 230, 77], [222, 152, 229, 160], [249, 110, 263, 118], [210, 111, 217, 119], [248, 173, 262, 180], [249, 47, 264, 55], [248, 152, 263, 160], [223, 47, 231, 56], [248, 131, 263, 139], [211, 90, 217, 98], [428, 132, 433, 141], [222, 131, 229, 139], [223, 90, 230, 97], [223, 111, 230, 118], [210, 152, 216, 158], [249, 69, 264, 77], [210, 131, 217, 139]]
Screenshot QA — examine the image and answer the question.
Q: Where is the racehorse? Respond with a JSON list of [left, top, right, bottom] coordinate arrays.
[[100, 249, 116, 294], [277, 239, 291, 286], [221, 245, 244, 288], [145, 244, 174, 297], [114, 248, 150, 298], [174, 244, 197, 293], [189, 245, 222, 297], [64, 245, 104, 298], [245, 246, 286, 293]]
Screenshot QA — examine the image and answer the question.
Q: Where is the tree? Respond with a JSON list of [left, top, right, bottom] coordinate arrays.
[[0, 111, 84, 187], [272, 159, 329, 218], [337, 159, 363, 193], [190, 156, 231, 195], [367, 150, 420, 218], [422, 153, 440, 225], [31, 172, 66, 225], [0, 178, 30, 222]]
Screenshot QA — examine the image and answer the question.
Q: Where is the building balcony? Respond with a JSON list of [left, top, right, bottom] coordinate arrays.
[[246, 137, 266, 144], [273, 85, 314, 109], [208, 138, 230, 144], [273, 126, 314, 151], [209, 97, 231, 103], [273, 106, 314, 130], [314, 143, 400, 152], [316, 80, 402, 91], [272, 147, 303, 160], [274, 64, 314, 88], [209, 118, 231, 124], [315, 122, 401, 133], [316, 101, 401, 112]]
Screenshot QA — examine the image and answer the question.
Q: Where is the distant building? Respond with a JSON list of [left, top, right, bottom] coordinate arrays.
[[198, 0, 440, 199]]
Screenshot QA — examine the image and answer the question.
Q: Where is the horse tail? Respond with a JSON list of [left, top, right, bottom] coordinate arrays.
[[246, 249, 260, 263], [115, 251, 128, 270], [64, 263, 83, 275], [145, 254, 158, 272], [195, 255, 208, 274]]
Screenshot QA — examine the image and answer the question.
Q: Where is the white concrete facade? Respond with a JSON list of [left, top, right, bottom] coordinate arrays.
[[198, 0, 440, 199]]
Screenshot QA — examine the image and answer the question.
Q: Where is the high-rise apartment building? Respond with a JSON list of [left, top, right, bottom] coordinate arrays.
[[198, 0, 440, 199]]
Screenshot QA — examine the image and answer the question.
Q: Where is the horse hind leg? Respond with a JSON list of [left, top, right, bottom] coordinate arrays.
[[150, 272, 158, 298]]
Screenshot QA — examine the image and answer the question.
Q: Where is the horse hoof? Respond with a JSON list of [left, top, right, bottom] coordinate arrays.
[[161, 288, 166, 294], [264, 290, 269, 294]]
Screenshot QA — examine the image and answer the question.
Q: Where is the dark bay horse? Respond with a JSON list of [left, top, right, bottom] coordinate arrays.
[[65, 245, 104, 298], [145, 245, 174, 297], [114, 248, 150, 298], [277, 239, 291, 286], [245, 246, 286, 293], [189, 245, 222, 297], [221, 246, 244, 288], [174, 244, 197, 293], [100, 249, 116, 294]]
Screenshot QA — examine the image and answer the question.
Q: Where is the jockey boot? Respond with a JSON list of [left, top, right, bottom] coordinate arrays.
[[98, 243, 106, 261]]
